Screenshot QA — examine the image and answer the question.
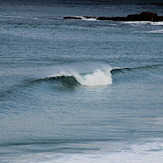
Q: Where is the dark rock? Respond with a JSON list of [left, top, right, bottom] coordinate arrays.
[[126, 12, 158, 21], [97, 16, 129, 21], [64, 12, 163, 22], [64, 16, 82, 19], [97, 12, 163, 22], [96, 17, 112, 20], [155, 16, 163, 22]]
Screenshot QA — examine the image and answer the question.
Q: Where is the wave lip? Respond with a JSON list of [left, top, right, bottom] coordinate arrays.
[[48, 74, 80, 88]]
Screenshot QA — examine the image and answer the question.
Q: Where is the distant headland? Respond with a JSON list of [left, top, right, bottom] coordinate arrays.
[[64, 12, 163, 22]]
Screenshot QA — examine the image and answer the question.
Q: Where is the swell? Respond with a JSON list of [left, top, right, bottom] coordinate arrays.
[[0, 80, 34, 101], [1, 64, 162, 100], [0, 138, 119, 147], [111, 64, 163, 75], [0, 75, 79, 101], [34, 64, 163, 88], [37, 68, 112, 87]]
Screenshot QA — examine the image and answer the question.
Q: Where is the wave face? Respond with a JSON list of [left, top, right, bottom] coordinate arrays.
[[45, 75, 80, 87], [42, 68, 112, 87]]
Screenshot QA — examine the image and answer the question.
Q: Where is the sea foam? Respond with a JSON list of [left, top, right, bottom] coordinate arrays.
[[75, 69, 112, 86], [48, 67, 112, 87], [123, 21, 163, 26]]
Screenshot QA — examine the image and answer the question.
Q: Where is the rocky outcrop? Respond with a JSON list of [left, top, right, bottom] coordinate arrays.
[[96, 16, 126, 21], [125, 12, 160, 21], [97, 12, 163, 21], [64, 12, 163, 22], [64, 16, 82, 19]]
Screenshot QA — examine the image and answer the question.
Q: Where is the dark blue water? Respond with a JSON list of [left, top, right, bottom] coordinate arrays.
[[0, 1, 163, 162]]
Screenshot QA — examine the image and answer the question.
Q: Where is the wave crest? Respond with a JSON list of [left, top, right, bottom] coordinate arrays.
[[47, 69, 112, 87], [76, 69, 112, 86], [39, 64, 163, 88]]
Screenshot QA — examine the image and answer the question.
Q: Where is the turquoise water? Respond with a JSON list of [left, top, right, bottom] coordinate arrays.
[[0, 1, 163, 162]]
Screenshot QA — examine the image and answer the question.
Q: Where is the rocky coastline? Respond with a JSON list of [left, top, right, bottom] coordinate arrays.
[[64, 12, 163, 22]]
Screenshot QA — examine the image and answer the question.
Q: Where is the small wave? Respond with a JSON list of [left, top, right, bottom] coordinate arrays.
[[38, 64, 163, 87], [122, 21, 152, 26], [122, 21, 163, 26], [45, 69, 112, 87], [111, 64, 163, 75], [147, 29, 163, 33], [123, 21, 150, 24], [81, 16, 97, 21], [0, 15, 25, 18], [150, 22, 163, 26], [66, 16, 97, 21]]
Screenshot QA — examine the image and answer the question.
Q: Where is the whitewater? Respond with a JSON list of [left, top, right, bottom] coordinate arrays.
[[47, 67, 112, 87]]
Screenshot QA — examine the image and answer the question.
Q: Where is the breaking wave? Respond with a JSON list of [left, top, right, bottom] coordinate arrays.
[[111, 64, 163, 75], [36, 64, 163, 88], [1, 64, 162, 99], [122, 21, 163, 26], [41, 68, 112, 87]]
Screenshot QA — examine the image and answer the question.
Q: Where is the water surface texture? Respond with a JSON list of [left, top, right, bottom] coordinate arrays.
[[0, 1, 163, 162]]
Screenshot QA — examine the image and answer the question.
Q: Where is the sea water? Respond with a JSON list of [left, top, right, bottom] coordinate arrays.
[[0, 1, 163, 162]]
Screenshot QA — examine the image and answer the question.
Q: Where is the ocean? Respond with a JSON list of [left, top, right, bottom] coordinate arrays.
[[0, 1, 163, 162]]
